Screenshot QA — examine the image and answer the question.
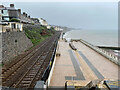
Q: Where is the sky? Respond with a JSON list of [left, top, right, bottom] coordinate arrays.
[[1, 0, 119, 2], [1, 1, 118, 31]]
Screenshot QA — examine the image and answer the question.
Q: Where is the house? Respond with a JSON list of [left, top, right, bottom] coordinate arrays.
[[0, 4, 19, 22], [0, 4, 38, 33], [0, 4, 35, 24], [20, 12, 34, 24], [31, 18, 40, 24], [39, 18, 48, 26], [1, 22, 23, 32], [0, 4, 24, 32], [54, 26, 63, 31], [38, 18, 52, 29], [47, 25, 51, 29]]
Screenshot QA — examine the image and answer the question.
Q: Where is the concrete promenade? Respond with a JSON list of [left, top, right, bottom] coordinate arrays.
[[49, 40, 119, 87]]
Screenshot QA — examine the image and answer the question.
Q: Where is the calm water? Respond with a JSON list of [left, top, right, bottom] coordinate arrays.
[[64, 30, 118, 47]]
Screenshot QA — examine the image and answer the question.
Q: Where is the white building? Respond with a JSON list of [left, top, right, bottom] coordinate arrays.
[[38, 18, 48, 26], [1, 22, 23, 32], [47, 25, 51, 29], [54, 26, 63, 31]]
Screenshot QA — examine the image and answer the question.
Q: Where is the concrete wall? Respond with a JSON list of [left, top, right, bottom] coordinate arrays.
[[2, 31, 33, 64]]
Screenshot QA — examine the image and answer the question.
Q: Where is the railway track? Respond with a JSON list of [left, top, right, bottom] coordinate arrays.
[[1, 32, 61, 88]]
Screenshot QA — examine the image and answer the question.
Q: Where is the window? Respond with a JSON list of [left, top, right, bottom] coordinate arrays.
[[11, 23, 16, 29], [17, 24, 19, 29], [1, 10, 3, 13]]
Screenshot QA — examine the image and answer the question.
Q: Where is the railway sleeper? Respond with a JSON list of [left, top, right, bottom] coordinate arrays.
[[36, 62, 41, 64], [21, 81, 31, 84], [5, 61, 22, 71], [32, 68, 40, 70], [19, 84, 30, 87], [26, 74, 36, 76], [29, 70, 38, 72], [28, 73, 37, 75], [25, 76, 34, 78], [26, 73, 36, 77], [29, 69, 38, 71], [2, 67, 18, 77], [35, 78, 39, 80], [0, 76, 6, 79], [32, 67, 40, 69], [35, 64, 41, 66], [22, 78, 33, 81]]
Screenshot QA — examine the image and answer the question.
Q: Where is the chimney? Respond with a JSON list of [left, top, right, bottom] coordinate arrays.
[[28, 16, 30, 18], [25, 13, 27, 17], [18, 9, 21, 14], [10, 4, 14, 8], [23, 12, 26, 16]]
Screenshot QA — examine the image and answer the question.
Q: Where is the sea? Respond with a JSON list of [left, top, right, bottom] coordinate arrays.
[[63, 30, 118, 47]]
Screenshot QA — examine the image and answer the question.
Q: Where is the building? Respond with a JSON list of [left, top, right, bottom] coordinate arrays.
[[0, 4, 40, 33], [47, 25, 51, 29], [0, 4, 35, 24], [38, 18, 52, 29], [0, 4, 24, 32], [31, 18, 40, 24], [1, 22, 23, 32], [39, 18, 48, 26], [20, 11, 34, 24], [0, 4, 19, 22], [0, 4, 43, 33], [54, 26, 63, 31]]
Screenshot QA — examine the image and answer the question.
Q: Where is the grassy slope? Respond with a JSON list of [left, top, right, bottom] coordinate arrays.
[[24, 25, 55, 46]]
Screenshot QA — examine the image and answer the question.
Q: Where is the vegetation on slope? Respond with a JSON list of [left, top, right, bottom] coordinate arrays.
[[24, 25, 55, 46], [9, 18, 20, 22]]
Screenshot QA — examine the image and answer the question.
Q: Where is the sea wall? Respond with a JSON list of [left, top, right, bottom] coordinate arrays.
[[2, 31, 33, 64], [72, 39, 119, 66]]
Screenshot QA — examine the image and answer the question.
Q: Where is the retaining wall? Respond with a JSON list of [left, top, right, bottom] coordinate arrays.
[[2, 31, 33, 64]]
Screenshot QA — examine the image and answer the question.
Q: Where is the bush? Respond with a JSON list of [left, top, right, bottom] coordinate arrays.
[[9, 18, 20, 22]]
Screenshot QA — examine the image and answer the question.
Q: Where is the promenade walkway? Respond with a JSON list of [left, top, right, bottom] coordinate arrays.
[[73, 42, 119, 80], [49, 40, 119, 87]]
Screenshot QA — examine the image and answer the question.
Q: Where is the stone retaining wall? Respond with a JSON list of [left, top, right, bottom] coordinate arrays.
[[2, 31, 33, 64]]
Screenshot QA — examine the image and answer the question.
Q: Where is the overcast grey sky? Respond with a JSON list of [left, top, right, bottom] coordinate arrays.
[[2, 2, 118, 31]]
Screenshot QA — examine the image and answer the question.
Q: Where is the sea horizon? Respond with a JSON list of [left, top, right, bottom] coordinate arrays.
[[64, 29, 118, 47]]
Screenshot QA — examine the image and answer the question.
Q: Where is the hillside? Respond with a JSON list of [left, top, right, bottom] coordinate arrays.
[[24, 25, 55, 46]]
